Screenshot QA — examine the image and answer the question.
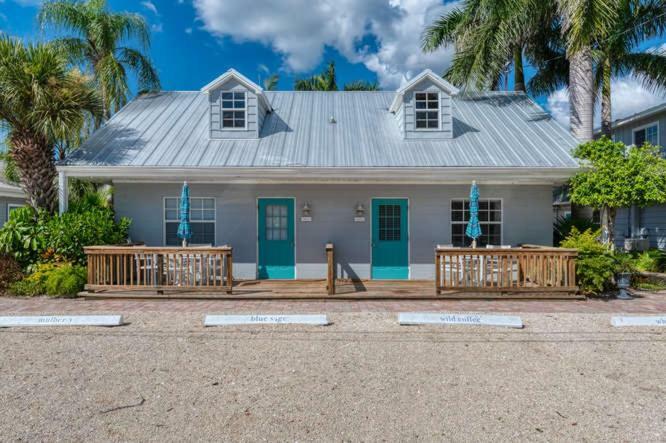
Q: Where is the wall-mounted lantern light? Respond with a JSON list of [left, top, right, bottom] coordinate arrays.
[[301, 202, 312, 222], [354, 203, 365, 222]]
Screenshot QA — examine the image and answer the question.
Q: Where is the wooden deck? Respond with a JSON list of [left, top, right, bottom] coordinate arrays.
[[82, 279, 584, 300]]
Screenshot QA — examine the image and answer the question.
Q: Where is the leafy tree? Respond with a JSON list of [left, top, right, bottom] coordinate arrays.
[[0, 37, 102, 212], [569, 137, 666, 247], [39, 0, 161, 120]]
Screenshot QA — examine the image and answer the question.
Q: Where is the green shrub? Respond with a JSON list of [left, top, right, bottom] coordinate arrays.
[[42, 208, 130, 265], [633, 249, 666, 273], [44, 263, 87, 296], [0, 254, 23, 293], [554, 215, 598, 246], [0, 207, 46, 267], [0, 206, 130, 268], [9, 262, 86, 297], [561, 228, 616, 295]]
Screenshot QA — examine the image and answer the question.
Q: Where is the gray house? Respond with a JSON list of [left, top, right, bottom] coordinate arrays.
[[604, 103, 666, 250], [0, 162, 25, 228], [57, 69, 579, 280]]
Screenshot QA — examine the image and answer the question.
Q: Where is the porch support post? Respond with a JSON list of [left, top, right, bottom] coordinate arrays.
[[58, 170, 68, 215]]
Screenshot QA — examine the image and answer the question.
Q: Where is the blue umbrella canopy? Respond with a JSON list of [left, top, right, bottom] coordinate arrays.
[[177, 182, 192, 246], [465, 181, 482, 247]]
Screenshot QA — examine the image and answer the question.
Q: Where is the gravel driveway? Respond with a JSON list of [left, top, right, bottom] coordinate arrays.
[[0, 312, 664, 442]]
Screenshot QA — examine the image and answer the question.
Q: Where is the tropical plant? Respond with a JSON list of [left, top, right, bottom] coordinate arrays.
[[561, 227, 616, 294], [596, 0, 666, 136], [39, 0, 161, 120], [569, 137, 666, 247], [422, 0, 547, 91], [295, 61, 379, 91], [343, 80, 380, 91], [0, 37, 102, 212], [554, 214, 598, 245], [633, 249, 666, 273], [263, 73, 279, 91], [295, 61, 338, 91], [0, 207, 47, 267], [558, 0, 620, 141]]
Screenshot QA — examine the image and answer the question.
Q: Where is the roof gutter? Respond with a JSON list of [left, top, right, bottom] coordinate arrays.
[[57, 166, 579, 185]]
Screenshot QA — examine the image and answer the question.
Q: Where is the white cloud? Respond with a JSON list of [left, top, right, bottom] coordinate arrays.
[[192, 0, 457, 88], [184, 27, 192, 34], [151, 23, 163, 33], [548, 76, 666, 129], [141, 1, 159, 15]]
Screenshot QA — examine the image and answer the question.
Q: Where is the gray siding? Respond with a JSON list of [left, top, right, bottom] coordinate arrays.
[[0, 197, 26, 227], [402, 78, 453, 139], [209, 78, 259, 139], [114, 183, 553, 280], [612, 109, 666, 149]]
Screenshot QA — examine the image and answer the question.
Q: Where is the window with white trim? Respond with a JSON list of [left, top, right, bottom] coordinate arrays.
[[221, 91, 246, 129], [633, 123, 659, 146], [414, 92, 439, 129], [164, 197, 215, 246], [451, 199, 502, 247]]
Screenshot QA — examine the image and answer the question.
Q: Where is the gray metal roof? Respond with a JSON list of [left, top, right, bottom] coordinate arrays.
[[64, 90, 579, 169]]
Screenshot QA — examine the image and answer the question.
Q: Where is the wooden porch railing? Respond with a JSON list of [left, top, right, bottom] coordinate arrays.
[[84, 246, 233, 293], [435, 246, 578, 297], [326, 243, 335, 295]]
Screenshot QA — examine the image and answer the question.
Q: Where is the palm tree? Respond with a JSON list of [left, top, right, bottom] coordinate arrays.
[[596, 0, 666, 136], [343, 80, 380, 91], [0, 37, 102, 212], [558, 0, 619, 141], [294, 61, 338, 91], [422, 0, 554, 92], [263, 73, 279, 91], [39, 0, 160, 120], [295, 61, 379, 91]]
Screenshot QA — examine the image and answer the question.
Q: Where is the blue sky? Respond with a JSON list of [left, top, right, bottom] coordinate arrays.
[[1, 0, 666, 126]]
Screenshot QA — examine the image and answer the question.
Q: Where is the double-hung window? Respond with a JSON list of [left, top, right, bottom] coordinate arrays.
[[633, 122, 659, 146], [415, 92, 440, 129], [451, 199, 502, 247], [164, 197, 216, 246], [221, 91, 246, 129]]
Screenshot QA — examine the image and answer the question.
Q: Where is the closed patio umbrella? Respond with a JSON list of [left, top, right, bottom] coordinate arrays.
[[465, 181, 482, 248], [177, 182, 192, 247]]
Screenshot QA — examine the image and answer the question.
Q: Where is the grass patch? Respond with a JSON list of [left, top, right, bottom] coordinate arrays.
[[634, 281, 666, 291]]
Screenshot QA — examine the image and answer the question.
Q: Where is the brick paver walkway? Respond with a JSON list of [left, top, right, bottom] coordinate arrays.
[[0, 291, 664, 314]]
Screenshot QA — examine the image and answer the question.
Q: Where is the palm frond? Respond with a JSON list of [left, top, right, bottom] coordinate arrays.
[[343, 80, 379, 91], [117, 47, 160, 92]]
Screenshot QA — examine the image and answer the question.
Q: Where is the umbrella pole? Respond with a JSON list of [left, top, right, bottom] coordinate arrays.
[[182, 239, 187, 248], [472, 239, 477, 249]]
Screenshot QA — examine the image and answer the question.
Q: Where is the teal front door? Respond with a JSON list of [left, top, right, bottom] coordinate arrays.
[[258, 198, 295, 279], [371, 198, 409, 279]]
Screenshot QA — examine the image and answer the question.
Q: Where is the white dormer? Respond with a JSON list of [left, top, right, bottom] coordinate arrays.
[[389, 69, 459, 140], [201, 69, 272, 139]]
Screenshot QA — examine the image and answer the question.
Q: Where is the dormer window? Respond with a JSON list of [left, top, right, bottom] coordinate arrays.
[[415, 92, 440, 129], [222, 91, 246, 129]]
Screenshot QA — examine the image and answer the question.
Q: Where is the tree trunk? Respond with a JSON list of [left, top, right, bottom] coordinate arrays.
[[10, 131, 58, 213], [600, 205, 617, 249], [513, 46, 526, 92], [568, 48, 595, 141], [600, 57, 612, 138]]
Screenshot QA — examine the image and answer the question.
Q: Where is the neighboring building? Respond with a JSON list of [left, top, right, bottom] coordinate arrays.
[[57, 69, 579, 280], [0, 162, 26, 228], [603, 103, 666, 250]]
